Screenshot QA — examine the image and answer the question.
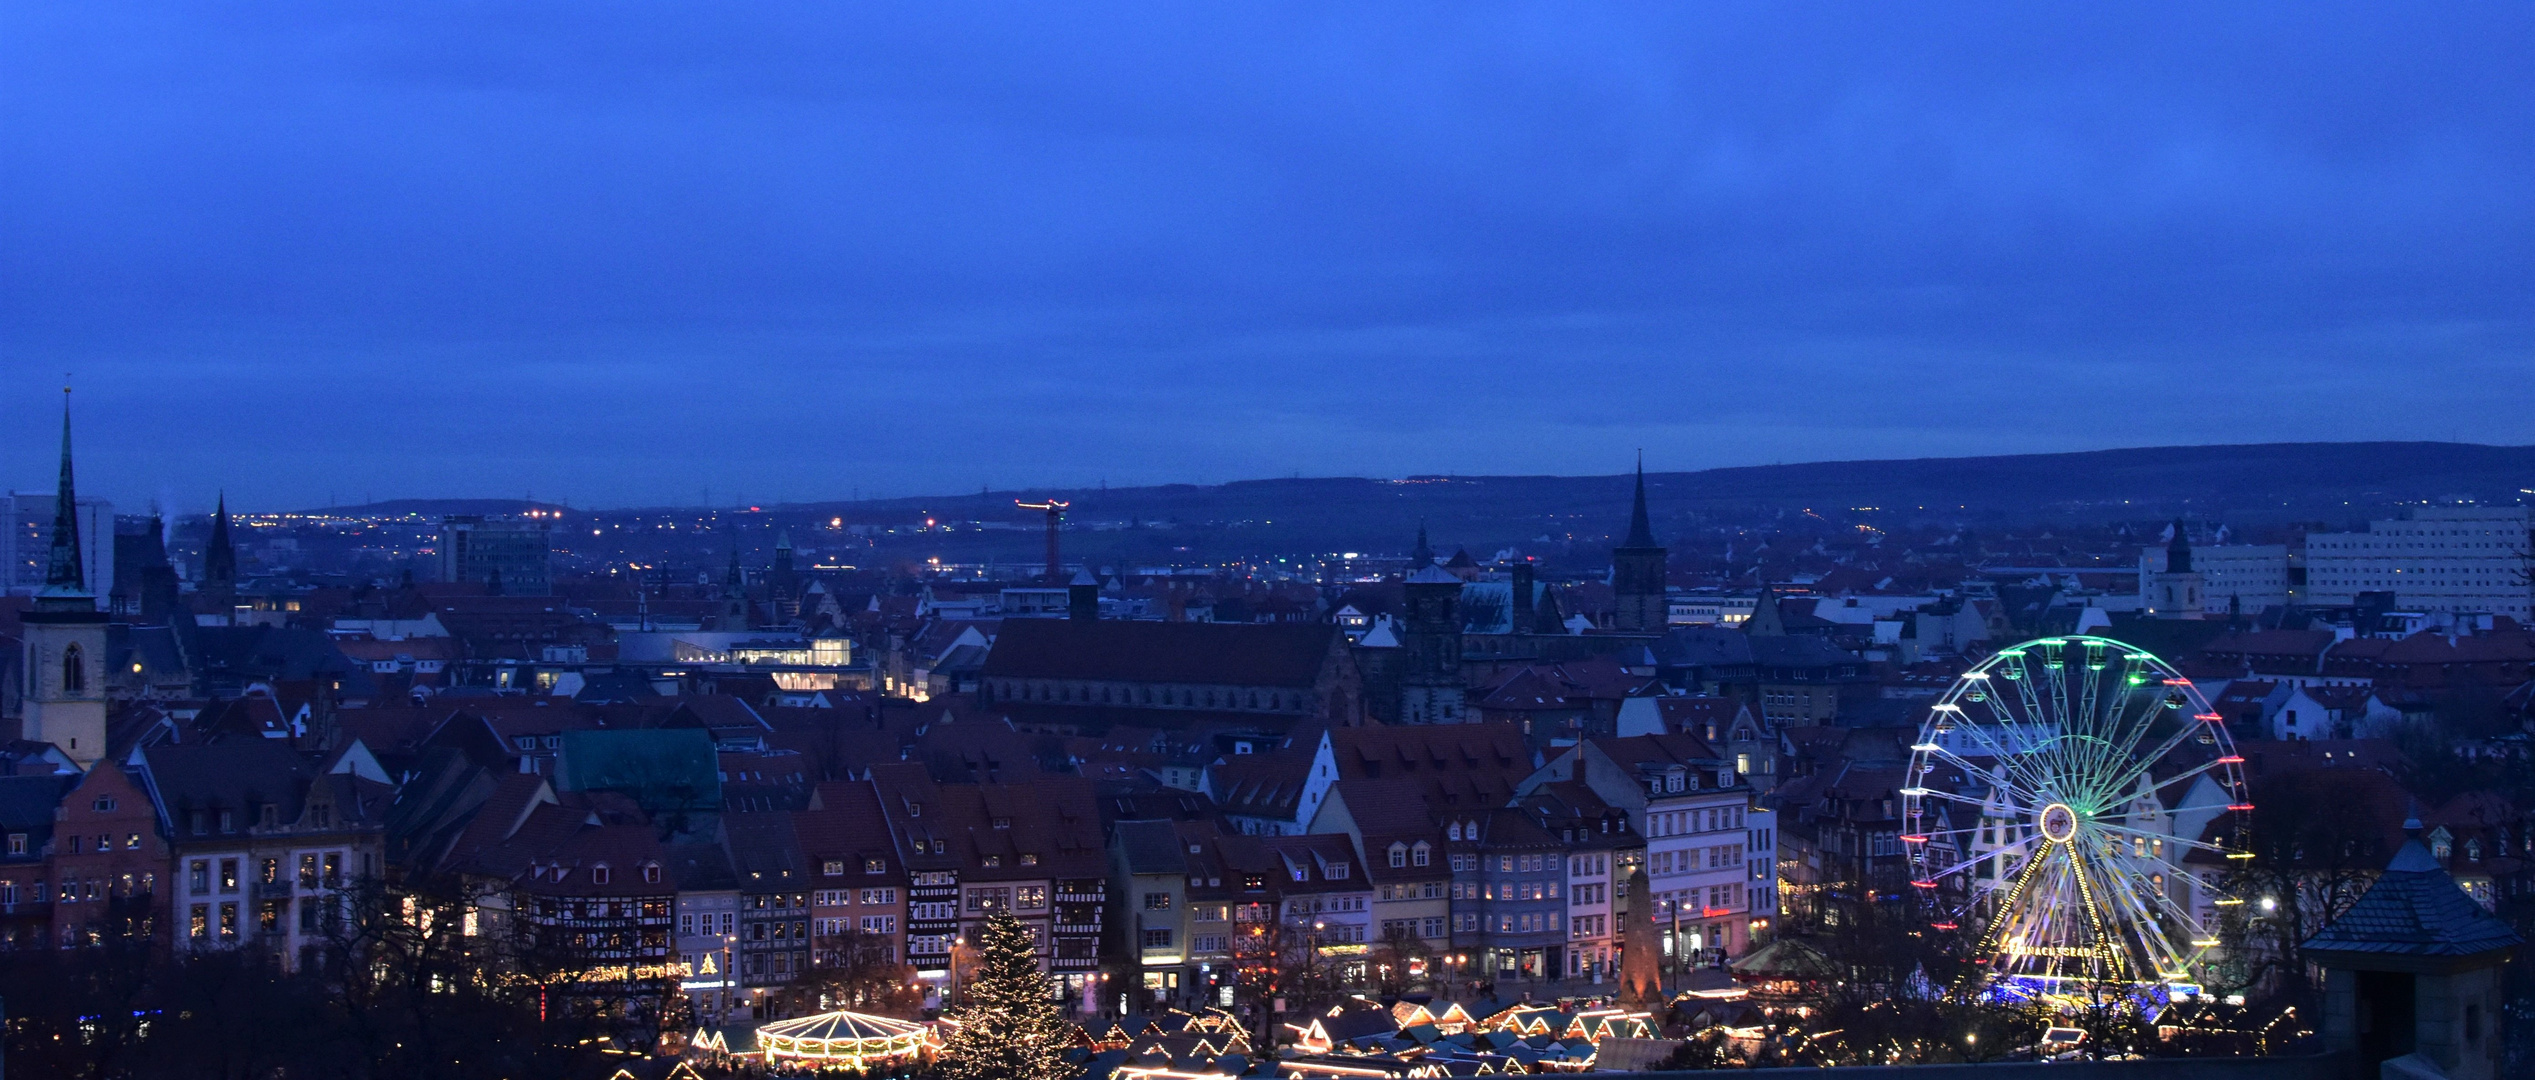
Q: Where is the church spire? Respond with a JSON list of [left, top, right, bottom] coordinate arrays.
[[1621, 452, 1656, 550], [205, 489, 237, 591], [1410, 519, 1434, 568], [41, 387, 87, 596]]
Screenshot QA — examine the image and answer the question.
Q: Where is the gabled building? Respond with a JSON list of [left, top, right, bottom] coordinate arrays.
[[138, 738, 393, 968], [1528, 733, 1774, 961], [1112, 817, 1194, 1008], [47, 761, 170, 951], [870, 766, 1107, 1002], [0, 772, 77, 949]]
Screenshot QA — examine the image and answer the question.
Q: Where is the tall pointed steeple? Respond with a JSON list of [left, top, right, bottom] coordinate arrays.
[[1610, 453, 1668, 633], [204, 490, 238, 593], [1409, 519, 1434, 568], [40, 387, 87, 598], [1622, 451, 1656, 550], [23, 385, 111, 768]]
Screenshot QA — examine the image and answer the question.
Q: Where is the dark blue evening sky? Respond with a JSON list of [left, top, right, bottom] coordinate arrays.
[[4, 3, 2531, 510]]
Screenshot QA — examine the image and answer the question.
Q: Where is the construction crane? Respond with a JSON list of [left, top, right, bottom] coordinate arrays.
[[1016, 498, 1069, 583]]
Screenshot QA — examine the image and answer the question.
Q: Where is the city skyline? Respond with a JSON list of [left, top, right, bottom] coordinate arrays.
[[7, 5, 2534, 507]]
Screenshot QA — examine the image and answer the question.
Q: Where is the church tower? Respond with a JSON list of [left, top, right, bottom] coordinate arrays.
[[22, 391, 109, 769], [716, 542, 751, 630], [2148, 519, 2204, 620], [1610, 457, 1668, 632], [1399, 526, 1466, 723]]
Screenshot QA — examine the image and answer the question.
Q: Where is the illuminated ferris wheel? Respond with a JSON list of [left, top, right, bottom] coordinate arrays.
[[1901, 636, 2252, 995]]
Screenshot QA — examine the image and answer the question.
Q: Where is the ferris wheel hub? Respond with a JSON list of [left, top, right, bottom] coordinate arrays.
[[2039, 802, 2080, 843]]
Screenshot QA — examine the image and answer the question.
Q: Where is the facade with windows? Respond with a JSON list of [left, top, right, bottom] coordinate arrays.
[[797, 782, 908, 1002], [727, 811, 812, 1010], [1367, 836, 1448, 958], [437, 514, 553, 596], [871, 766, 1106, 1003], [2300, 506, 2533, 618], [140, 741, 392, 971], [1109, 819, 1192, 1007], [47, 765, 168, 950], [1444, 808, 1573, 981], [0, 772, 75, 950], [1527, 733, 1777, 965], [664, 840, 742, 1020]]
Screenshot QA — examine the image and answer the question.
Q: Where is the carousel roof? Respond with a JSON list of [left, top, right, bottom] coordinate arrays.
[[758, 1009, 927, 1043]]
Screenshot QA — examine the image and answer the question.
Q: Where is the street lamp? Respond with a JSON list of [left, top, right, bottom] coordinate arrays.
[[720, 933, 737, 1023]]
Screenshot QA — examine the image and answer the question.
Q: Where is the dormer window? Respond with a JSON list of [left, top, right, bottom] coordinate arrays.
[[642, 863, 662, 884], [1388, 843, 1407, 868], [1020, 853, 1038, 866], [992, 817, 1011, 830], [983, 855, 1002, 868], [1448, 823, 1463, 841], [865, 857, 886, 874], [1326, 862, 1348, 879], [218, 810, 235, 834], [592, 864, 611, 885], [260, 805, 280, 828], [1289, 864, 1307, 882], [1412, 841, 1430, 867]]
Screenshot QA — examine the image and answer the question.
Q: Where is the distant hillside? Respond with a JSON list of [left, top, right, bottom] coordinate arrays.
[[290, 442, 2535, 555], [294, 498, 573, 518], [785, 441, 2535, 549]]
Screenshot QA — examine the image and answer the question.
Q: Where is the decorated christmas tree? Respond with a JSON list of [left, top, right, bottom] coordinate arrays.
[[935, 910, 1079, 1080]]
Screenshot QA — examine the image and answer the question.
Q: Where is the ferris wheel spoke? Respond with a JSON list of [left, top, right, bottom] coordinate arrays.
[[2089, 819, 2236, 857], [1920, 716, 2022, 779], [2096, 715, 2216, 801], [2091, 683, 2162, 798], [2075, 650, 2103, 747], [2092, 852, 2210, 972], [1932, 833, 2042, 881], [1961, 695, 2069, 799], [2129, 756, 2226, 805]]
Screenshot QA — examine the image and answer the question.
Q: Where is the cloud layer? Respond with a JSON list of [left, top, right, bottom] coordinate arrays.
[[5, 3, 2531, 508]]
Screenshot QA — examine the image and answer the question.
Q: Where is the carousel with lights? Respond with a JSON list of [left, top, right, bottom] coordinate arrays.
[[752, 1009, 931, 1070], [1899, 636, 2254, 1005]]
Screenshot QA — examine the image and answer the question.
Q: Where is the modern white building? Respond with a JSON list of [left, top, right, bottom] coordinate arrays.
[[3, 492, 112, 600], [2140, 543, 2290, 614], [2299, 506, 2533, 618]]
